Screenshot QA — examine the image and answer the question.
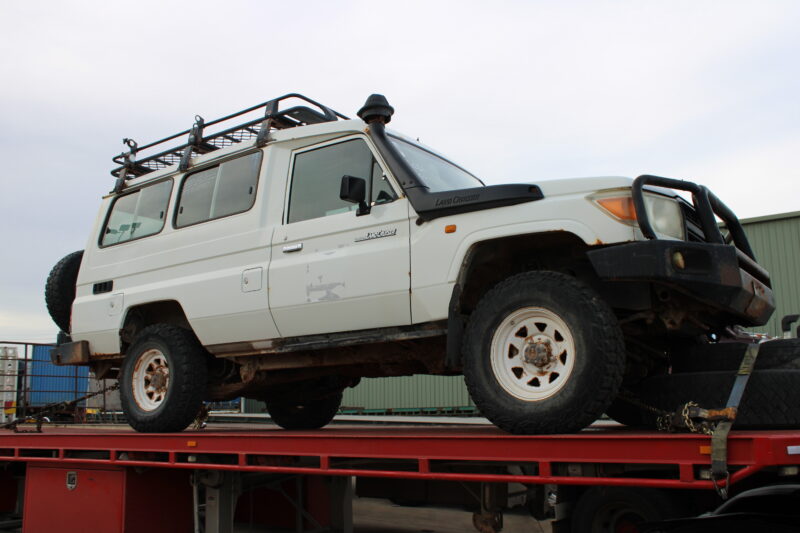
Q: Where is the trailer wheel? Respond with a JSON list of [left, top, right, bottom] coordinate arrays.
[[120, 324, 208, 433], [571, 487, 685, 533], [462, 271, 625, 435], [671, 338, 800, 373], [265, 389, 342, 430], [44, 250, 83, 333]]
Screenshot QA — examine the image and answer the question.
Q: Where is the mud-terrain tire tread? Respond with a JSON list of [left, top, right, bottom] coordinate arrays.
[[637, 369, 800, 428], [120, 324, 208, 433], [671, 339, 800, 373], [265, 390, 343, 430], [45, 250, 84, 333], [462, 271, 626, 435]]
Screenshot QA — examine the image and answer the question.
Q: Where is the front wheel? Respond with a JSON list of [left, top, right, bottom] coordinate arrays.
[[120, 324, 208, 433], [462, 271, 625, 435]]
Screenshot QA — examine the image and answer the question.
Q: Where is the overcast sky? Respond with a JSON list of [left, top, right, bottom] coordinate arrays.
[[1, 1, 798, 343]]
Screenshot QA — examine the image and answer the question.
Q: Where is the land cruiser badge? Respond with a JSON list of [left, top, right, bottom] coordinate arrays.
[[355, 228, 398, 242]]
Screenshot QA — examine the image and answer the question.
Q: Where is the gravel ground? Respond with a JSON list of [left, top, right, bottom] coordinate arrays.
[[353, 497, 552, 533]]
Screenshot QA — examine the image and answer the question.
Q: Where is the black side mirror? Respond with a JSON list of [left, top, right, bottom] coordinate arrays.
[[339, 175, 370, 216]]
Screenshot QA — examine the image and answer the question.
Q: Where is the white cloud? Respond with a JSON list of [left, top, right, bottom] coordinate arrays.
[[0, 0, 798, 341]]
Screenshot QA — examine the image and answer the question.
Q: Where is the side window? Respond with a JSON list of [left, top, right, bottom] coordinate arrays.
[[101, 180, 172, 246], [175, 151, 262, 228], [288, 138, 396, 224]]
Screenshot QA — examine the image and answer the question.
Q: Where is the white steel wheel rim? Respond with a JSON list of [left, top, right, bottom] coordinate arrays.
[[490, 307, 576, 402], [132, 348, 170, 412]]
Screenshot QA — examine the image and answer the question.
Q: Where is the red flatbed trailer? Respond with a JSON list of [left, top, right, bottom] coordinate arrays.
[[1, 423, 799, 532]]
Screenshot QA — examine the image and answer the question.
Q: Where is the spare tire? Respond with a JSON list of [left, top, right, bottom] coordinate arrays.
[[637, 369, 800, 429], [45, 250, 83, 333], [671, 339, 800, 373]]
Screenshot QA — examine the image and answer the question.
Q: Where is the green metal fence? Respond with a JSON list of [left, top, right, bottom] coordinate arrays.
[[741, 211, 800, 337]]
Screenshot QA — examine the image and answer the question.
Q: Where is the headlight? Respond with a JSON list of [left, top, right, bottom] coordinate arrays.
[[642, 193, 685, 240], [592, 191, 685, 240]]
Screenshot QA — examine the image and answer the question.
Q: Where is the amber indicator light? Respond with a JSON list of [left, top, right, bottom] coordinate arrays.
[[597, 197, 637, 221]]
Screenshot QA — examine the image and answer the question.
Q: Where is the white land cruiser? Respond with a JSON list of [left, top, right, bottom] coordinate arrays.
[[46, 94, 777, 434]]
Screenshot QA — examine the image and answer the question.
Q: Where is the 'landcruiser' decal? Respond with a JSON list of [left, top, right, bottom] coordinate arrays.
[[355, 228, 398, 242], [434, 193, 480, 207]]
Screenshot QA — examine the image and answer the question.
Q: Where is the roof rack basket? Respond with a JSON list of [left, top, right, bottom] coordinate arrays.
[[111, 93, 348, 192]]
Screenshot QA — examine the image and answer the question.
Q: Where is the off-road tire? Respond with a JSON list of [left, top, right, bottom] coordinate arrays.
[[45, 250, 83, 333], [462, 271, 626, 435], [265, 390, 342, 430], [671, 338, 800, 373], [571, 487, 687, 533], [637, 369, 800, 429], [120, 324, 208, 433]]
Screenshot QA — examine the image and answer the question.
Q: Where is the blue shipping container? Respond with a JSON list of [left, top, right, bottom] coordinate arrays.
[[29, 345, 89, 406]]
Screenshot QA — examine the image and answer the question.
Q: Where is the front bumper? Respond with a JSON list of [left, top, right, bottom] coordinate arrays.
[[587, 240, 774, 326]]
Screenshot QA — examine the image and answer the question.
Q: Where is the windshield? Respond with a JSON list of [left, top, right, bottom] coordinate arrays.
[[389, 137, 483, 192]]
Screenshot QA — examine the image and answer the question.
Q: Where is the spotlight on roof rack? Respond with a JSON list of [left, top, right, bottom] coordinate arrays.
[[358, 94, 394, 125]]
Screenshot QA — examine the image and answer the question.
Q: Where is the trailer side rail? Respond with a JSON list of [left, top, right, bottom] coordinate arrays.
[[0, 426, 798, 490]]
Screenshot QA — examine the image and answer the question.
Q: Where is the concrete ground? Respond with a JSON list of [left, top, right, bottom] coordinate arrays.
[[353, 497, 552, 533], [233, 496, 552, 533]]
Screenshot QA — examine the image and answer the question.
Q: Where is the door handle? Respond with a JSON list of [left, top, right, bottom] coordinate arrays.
[[282, 243, 303, 253]]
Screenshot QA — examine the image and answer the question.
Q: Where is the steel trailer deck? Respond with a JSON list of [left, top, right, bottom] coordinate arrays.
[[2, 424, 799, 490]]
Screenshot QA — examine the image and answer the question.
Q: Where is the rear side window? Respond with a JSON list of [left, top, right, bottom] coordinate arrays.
[[176, 151, 263, 228], [101, 180, 172, 247]]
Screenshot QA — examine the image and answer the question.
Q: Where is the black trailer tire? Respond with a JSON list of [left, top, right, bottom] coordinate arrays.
[[639, 369, 800, 429], [671, 339, 800, 373], [120, 324, 208, 433], [462, 271, 625, 435], [571, 487, 686, 533], [265, 390, 342, 430], [44, 250, 84, 333]]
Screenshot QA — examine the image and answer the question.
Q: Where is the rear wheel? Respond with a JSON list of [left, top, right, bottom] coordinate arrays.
[[120, 324, 208, 433], [462, 271, 626, 435]]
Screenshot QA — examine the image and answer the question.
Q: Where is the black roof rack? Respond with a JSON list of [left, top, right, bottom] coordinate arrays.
[[111, 93, 348, 191]]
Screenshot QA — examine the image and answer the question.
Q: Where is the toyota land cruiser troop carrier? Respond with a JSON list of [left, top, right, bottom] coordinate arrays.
[[46, 93, 790, 434]]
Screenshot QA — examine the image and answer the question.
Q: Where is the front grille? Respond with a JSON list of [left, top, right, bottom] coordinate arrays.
[[680, 202, 706, 242]]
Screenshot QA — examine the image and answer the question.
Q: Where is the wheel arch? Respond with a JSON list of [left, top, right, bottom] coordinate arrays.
[[120, 300, 192, 353], [445, 231, 593, 368]]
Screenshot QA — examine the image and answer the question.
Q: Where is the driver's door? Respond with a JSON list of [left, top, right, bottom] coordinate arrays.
[[268, 136, 411, 337]]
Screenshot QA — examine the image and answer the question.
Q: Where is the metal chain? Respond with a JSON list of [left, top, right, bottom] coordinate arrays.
[[2, 382, 120, 433], [677, 401, 712, 435], [619, 391, 713, 435]]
